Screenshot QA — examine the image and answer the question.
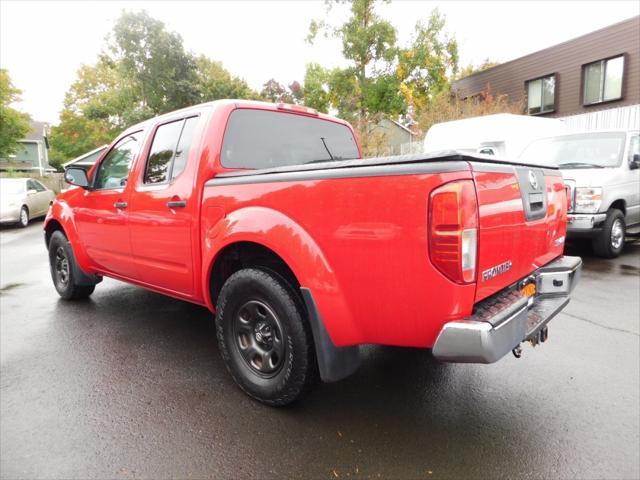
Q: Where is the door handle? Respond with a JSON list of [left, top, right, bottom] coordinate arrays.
[[114, 201, 128, 209], [166, 200, 186, 208]]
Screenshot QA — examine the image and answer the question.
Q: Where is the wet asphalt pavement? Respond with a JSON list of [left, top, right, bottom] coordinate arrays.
[[1, 221, 639, 480]]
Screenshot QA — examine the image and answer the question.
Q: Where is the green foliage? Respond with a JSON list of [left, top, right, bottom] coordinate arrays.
[[457, 58, 500, 79], [196, 56, 259, 102], [306, 0, 458, 152], [50, 10, 259, 165], [397, 10, 459, 112], [302, 64, 332, 113], [0, 69, 31, 159], [416, 86, 525, 134], [259, 79, 303, 104], [109, 11, 200, 115]]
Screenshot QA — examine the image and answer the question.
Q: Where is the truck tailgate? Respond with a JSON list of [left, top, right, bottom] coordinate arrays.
[[471, 162, 567, 302]]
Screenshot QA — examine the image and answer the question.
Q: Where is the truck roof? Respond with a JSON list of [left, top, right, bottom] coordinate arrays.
[[121, 99, 352, 136]]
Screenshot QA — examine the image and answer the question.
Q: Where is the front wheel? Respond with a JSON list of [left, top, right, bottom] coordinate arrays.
[[592, 208, 625, 258], [48, 231, 95, 300], [215, 268, 317, 406]]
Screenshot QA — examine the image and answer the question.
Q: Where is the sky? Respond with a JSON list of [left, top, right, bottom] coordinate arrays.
[[1, 0, 639, 124]]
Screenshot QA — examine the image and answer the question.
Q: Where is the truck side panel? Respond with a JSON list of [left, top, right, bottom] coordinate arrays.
[[202, 164, 476, 348]]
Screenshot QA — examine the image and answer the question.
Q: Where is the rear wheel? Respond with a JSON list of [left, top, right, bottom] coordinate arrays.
[[18, 206, 29, 228], [592, 208, 625, 258], [48, 231, 95, 300], [215, 268, 317, 406]]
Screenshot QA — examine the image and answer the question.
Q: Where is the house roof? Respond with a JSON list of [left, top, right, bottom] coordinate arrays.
[[24, 120, 49, 141], [63, 145, 108, 168], [389, 119, 418, 136]]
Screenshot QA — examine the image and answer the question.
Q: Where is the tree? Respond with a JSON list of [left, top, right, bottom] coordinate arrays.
[[416, 85, 525, 134], [308, 0, 399, 120], [108, 10, 200, 117], [0, 69, 31, 160], [302, 63, 332, 112], [307, 1, 458, 154], [259, 78, 302, 104], [195, 56, 259, 102], [457, 58, 500, 79], [50, 10, 203, 164], [397, 10, 459, 112]]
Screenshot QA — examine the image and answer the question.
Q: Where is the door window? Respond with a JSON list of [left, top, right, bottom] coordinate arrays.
[[171, 117, 199, 180], [94, 133, 141, 190], [31, 180, 47, 192], [26, 179, 38, 192], [144, 116, 199, 184], [629, 135, 639, 162]]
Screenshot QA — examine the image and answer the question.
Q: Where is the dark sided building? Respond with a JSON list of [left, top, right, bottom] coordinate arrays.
[[452, 16, 640, 130]]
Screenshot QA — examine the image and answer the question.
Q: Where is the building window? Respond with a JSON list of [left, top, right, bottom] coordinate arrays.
[[526, 75, 555, 115], [583, 55, 624, 105]]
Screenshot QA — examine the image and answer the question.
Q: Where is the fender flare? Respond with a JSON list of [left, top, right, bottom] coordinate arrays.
[[45, 200, 95, 278], [201, 206, 361, 348]]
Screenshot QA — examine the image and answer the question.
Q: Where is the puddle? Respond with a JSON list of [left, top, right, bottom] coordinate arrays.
[[0, 283, 24, 294]]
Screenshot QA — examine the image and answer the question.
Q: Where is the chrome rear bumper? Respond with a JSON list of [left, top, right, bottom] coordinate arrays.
[[432, 255, 582, 363]]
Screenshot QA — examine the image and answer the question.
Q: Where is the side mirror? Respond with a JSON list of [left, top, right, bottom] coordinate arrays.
[[27, 189, 37, 195], [64, 167, 90, 188], [630, 153, 640, 170]]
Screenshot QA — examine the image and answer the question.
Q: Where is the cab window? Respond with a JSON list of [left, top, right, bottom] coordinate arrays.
[[629, 135, 639, 163], [94, 133, 141, 190], [144, 116, 199, 184]]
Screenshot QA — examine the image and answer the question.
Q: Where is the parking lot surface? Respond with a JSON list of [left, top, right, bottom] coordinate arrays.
[[1, 221, 639, 479]]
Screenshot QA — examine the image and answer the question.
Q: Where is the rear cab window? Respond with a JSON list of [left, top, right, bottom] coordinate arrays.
[[221, 109, 359, 170], [144, 116, 199, 184]]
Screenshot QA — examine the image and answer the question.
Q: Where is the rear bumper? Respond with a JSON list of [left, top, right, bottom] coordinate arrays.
[[432, 255, 582, 363]]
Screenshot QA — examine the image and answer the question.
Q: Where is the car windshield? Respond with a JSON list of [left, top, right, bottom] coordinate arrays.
[[519, 132, 626, 168], [0, 179, 26, 195]]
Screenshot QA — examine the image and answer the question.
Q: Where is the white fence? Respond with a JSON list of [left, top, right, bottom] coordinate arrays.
[[560, 104, 639, 131]]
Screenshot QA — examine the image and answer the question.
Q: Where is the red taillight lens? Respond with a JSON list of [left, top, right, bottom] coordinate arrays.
[[564, 185, 572, 212], [429, 180, 478, 284]]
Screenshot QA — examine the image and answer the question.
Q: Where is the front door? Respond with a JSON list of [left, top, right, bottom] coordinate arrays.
[[74, 132, 142, 278], [128, 115, 201, 297]]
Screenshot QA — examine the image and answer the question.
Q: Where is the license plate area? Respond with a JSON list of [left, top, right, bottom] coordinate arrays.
[[520, 282, 537, 298]]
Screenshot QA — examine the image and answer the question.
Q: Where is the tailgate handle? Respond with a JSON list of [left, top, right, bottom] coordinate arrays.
[[528, 192, 544, 210]]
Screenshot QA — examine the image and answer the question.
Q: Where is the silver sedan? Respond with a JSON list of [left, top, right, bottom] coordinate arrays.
[[0, 178, 56, 228]]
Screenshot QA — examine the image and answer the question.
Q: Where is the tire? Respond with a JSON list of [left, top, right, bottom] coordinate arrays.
[[48, 231, 95, 300], [18, 206, 29, 228], [592, 208, 625, 258], [215, 268, 317, 406]]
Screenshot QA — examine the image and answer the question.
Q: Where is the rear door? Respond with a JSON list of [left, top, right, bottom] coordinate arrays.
[[127, 115, 201, 296], [471, 162, 567, 301]]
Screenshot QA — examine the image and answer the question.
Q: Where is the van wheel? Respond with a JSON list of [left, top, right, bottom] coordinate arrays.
[[215, 268, 317, 406], [48, 231, 95, 300], [592, 209, 625, 258], [18, 206, 29, 228]]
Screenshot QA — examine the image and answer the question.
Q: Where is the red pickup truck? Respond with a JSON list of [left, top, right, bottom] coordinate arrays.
[[47, 100, 581, 405]]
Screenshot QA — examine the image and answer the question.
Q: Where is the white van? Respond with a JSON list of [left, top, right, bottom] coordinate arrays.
[[423, 113, 567, 160]]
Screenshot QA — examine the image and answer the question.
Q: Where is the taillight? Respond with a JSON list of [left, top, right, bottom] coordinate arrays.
[[564, 185, 572, 212], [429, 180, 478, 284]]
